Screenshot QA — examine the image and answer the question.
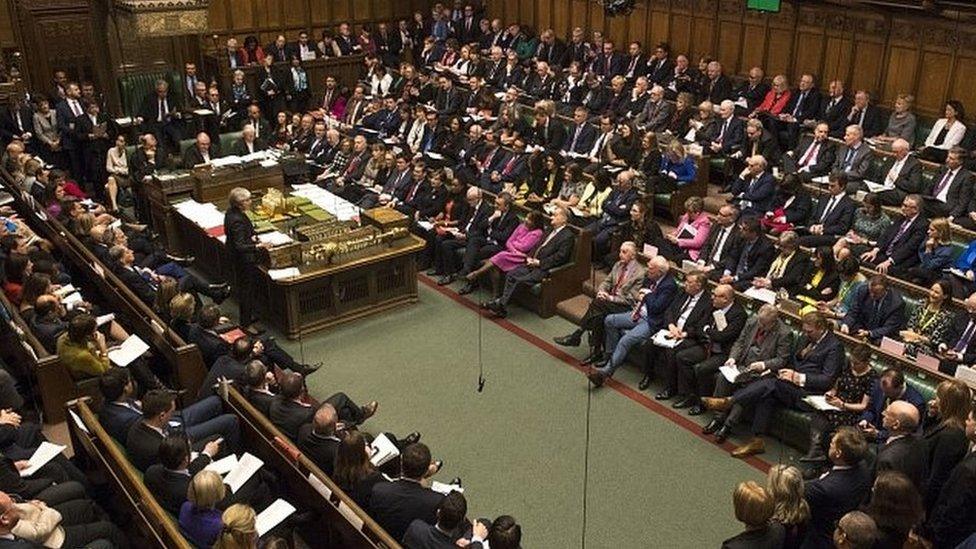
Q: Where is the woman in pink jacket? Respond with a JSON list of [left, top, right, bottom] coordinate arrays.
[[465, 210, 544, 298], [663, 196, 711, 261]]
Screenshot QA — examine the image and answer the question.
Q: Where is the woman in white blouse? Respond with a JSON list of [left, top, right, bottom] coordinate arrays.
[[104, 134, 130, 212], [370, 65, 393, 97], [921, 99, 966, 163]]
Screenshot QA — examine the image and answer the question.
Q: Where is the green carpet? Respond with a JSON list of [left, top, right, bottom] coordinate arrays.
[[257, 280, 789, 548]]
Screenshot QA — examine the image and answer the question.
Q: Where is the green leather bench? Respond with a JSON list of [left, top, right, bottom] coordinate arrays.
[[118, 70, 183, 119]]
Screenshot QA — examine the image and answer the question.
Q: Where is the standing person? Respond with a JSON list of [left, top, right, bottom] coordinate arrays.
[[224, 188, 271, 331]]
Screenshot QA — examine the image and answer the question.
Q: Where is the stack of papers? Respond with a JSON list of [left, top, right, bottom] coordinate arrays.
[[744, 287, 778, 304], [107, 334, 150, 367], [257, 231, 293, 246], [223, 453, 264, 493], [290, 184, 360, 221], [268, 267, 300, 280], [256, 499, 296, 536], [802, 395, 842, 411], [651, 329, 679, 349], [430, 481, 464, 495], [369, 433, 400, 467], [175, 200, 225, 230]]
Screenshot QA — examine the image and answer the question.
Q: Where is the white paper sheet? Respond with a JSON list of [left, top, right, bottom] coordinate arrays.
[[268, 267, 300, 280], [224, 452, 264, 493], [107, 334, 150, 367], [430, 481, 464, 495], [802, 395, 841, 412], [713, 309, 727, 331], [307, 473, 333, 500], [255, 498, 296, 537], [651, 329, 679, 349], [744, 287, 778, 304], [204, 454, 239, 475], [369, 433, 400, 467], [257, 231, 294, 246], [20, 442, 66, 477], [719, 365, 740, 383], [96, 313, 115, 327]]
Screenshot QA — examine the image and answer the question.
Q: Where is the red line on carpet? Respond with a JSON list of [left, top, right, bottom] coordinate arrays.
[[418, 275, 772, 474]]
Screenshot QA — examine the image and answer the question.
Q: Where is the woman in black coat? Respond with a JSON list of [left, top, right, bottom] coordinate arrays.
[[922, 379, 971, 512]]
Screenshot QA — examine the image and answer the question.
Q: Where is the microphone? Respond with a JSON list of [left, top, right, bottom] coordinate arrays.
[[477, 375, 485, 393]]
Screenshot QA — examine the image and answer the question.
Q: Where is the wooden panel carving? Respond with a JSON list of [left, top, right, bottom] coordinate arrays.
[[765, 27, 792, 76], [850, 41, 884, 96], [882, 46, 918, 104], [740, 23, 765, 72], [792, 31, 823, 79], [669, 14, 692, 55], [915, 51, 951, 113], [821, 36, 852, 84]]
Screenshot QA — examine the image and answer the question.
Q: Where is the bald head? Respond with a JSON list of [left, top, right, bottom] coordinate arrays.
[[883, 400, 920, 435]]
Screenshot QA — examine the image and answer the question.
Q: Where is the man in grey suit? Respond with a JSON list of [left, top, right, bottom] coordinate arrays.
[[554, 241, 646, 364], [700, 305, 793, 437], [833, 125, 874, 192], [875, 138, 923, 206], [634, 85, 673, 133]]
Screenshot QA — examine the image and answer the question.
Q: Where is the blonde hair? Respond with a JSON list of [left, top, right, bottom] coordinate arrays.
[[169, 292, 196, 322], [766, 464, 810, 525], [733, 481, 774, 529], [214, 504, 257, 549], [187, 470, 225, 510], [930, 218, 951, 244]]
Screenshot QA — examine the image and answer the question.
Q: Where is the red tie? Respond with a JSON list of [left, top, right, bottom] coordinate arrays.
[[611, 262, 630, 295], [800, 142, 820, 167]]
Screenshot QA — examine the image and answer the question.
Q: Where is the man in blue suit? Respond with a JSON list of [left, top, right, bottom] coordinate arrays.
[[588, 256, 678, 387], [729, 155, 775, 218], [840, 275, 906, 345], [704, 311, 845, 458], [587, 170, 639, 260], [802, 428, 873, 549], [858, 367, 926, 442]]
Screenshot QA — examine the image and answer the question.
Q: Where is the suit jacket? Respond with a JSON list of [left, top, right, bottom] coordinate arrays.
[[369, 479, 444, 542], [787, 136, 836, 177], [230, 137, 268, 157], [563, 123, 596, 155], [684, 302, 747, 355], [875, 214, 929, 266], [126, 422, 211, 472], [187, 325, 230, 368], [402, 520, 460, 549], [269, 397, 315, 440], [635, 99, 674, 133], [876, 434, 928, 492], [598, 259, 647, 307], [922, 451, 976, 549], [639, 274, 679, 332], [138, 93, 178, 127], [803, 464, 873, 549], [730, 172, 776, 215], [818, 96, 853, 137], [664, 291, 712, 340], [434, 88, 463, 116], [144, 465, 194, 515], [699, 225, 741, 269], [98, 400, 143, 442], [114, 264, 156, 306], [588, 52, 625, 78], [704, 75, 733, 104], [224, 206, 258, 263], [725, 236, 776, 289], [527, 118, 566, 151], [832, 143, 873, 181], [766, 252, 812, 296], [807, 194, 855, 236], [737, 131, 781, 166], [581, 86, 610, 115], [182, 144, 220, 169], [483, 209, 519, 245], [457, 201, 492, 236], [733, 81, 770, 114], [721, 523, 786, 549], [246, 389, 275, 417], [922, 421, 970, 513], [646, 57, 674, 85], [728, 317, 793, 369], [0, 106, 33, 142], [199, 356, 246, 399], [783, 88, 822, 122], [790, 330, 845, 392], [842, 287, 906, 343], [927, 167, 974, 218], [532, 226, 575, 273], [297, 424, 340, 477], [711, 116, 745, 155], [845, 104, 885, 138], [876, 154, 924, 197], [859, 381, 926, 440]]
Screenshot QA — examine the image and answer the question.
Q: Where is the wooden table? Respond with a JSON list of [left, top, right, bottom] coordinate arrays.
[[173, 205, 424, 339]]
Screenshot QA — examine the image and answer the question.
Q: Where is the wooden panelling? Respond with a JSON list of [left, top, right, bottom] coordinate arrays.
[[0, 2, 12, 48], [483, 0, 976, 117]]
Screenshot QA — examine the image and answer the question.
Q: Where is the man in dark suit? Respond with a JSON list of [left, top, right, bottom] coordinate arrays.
[[919, 408, 976, 548], [652, 272, 717, 398], [588, 171, 639, 259], [707, 100, 746, 157], [563, 106, 597, 155], [718, 216, 776, 292], [646, 42, 674, 85], [818, 80, 852, 138], [703, 61, 733, 104], [182, 132, 220, 168], [621, 41, 648, 82], [241, 104, 272, 140], [875, 139, 924, 206], [588, 256, 679, 386], [525, 103, 566, 152], [731, 66, 769, 116], [802, 428, 873, 548], [369, 443, 445, 541], [75, 101, 115, 189], [0, 95, 33, 148], [729, 154, 776, 218], [841, 275, 906, 344], [858, 367, 927, 442], [859, 194, 928, 273], [731, 119, 782, 175], [225, 187, 268, 329], [705, 312, 844, 458], [875, 400, 927, 492], [96, 368, 145, 443], [750, 230, 812, 296], [701, 204, 742, 276], [775, 74, 822, 149], [532, 30, 564, 68], [138, 79, 182, 157], [434, 76, 463, 117], [923, 147, 973, 218], [580, 76, 610, 117], [55, 82, 86, 179], [243, 361, 276, 416], [230, 125, 268, 156], [297, 403, 341, 477], [844, 90, 885, 138], [125, 389, 235, 471], [457, 192, 519, 295], [484, 206, 576, 318], [289, 31, 318, 62], [783, 122, 836, 180], [402, 491, 468, 549], [833, 125, 874, 190], [797, 173, 856, 247], [271, 371, 376, 441], [936, 295, 976, 375], [433, 187, 493, 284], [588, 41, 625, 79]]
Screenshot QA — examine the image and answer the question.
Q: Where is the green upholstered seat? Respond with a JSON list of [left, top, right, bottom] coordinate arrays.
[[117, 70, 182, 118]]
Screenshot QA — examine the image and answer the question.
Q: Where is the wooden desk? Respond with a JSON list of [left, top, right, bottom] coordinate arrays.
[[174, 207, 424, 339]]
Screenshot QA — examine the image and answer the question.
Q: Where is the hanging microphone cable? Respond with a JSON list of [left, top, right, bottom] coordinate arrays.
[[581, 380, 593, 548], [477, 296, 485, 392]]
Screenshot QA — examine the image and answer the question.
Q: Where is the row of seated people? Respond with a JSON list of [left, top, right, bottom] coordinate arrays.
[[561, 242, 976, 547], [720, 419, 976, 549]]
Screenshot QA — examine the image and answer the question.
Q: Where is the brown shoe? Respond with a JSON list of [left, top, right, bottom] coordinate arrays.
[[586, 369, 606, 388], [731, 437, 766, 458], [702, 397, 732, 412], [361, 401, 379, 420]]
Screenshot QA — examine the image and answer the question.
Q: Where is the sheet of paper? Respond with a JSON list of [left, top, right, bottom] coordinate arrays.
[[19, 442, 66, 477], [54, 284, 76, 297], [651, 329, 679, 349], [713, 309, 727, 331], [61, 292, 84, 308], [643, 244, 658, 258], [425, 152, 444, 160], [96, 313, 115, 327], [744, 287, 778, 304], [719, 365, 739, 383], [255, 498, 296, 537], [417, 220, 434, 231], [204, 454, 239, 475], [369, 433, 400, 467], [307, 472, 333, 500], [257, 231, 294, 246], [802, 395, 841, 412], [68, 410, 89, 434], [430, 481, 465, 495], [107, 334, 150, 367], [268, 267, 300, 280], [224, 452, 264, 494], [338, 501, 364, 531], [863, 180, 894, 193]]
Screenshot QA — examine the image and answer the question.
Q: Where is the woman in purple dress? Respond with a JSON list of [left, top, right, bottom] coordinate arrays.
[[464, 210, 544, 298]]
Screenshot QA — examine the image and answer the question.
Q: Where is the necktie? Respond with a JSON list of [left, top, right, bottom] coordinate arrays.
[[885, 219, 911, 256], [933, 170, 954, 197], [718, 119, 729, 142], [954, 320, 976, 352], [711, 228, 729, 263], [344, 154, 362, 176], [571, 125, 582, 151], [158, 99, 165, 122], [736, 240, 755, 277], [800, 141, 820, 167], [843, 147, 855, 169], [502, 155, 517, 175], [406, 181, 420, 202], [819, 196, 836, 223], [70, 100, 80, 117], [792, 92, 805, 116], [611, 262, 630, 295], [886, 159, 903, 185]]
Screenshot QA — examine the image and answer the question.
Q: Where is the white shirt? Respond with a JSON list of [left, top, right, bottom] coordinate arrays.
[[937, 168, 959, 202], [676, 291, 703, 329], [885, 157, 906, 186]]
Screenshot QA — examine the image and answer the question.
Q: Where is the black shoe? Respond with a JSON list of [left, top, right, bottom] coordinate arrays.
[[300, 363, 321, 376], [449, 477, 462, 487], [714, 424, 732, 444], [244, 322, 266, 336], [554, 331, 582, 347], [671, 396, 693, 409], [402, 432, 421, 446], [655, 389, 675, 401], [582, 350, 605, 365], [702, 418, 722, 435], [479, 300, 495, 310], [167, 254, 195, 266], [436, 274, 455, 286], [458, 283, 475, 295], [637, 375, 653, 391], [688, 404, 705, 416], [491, 305, 507, 318]]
